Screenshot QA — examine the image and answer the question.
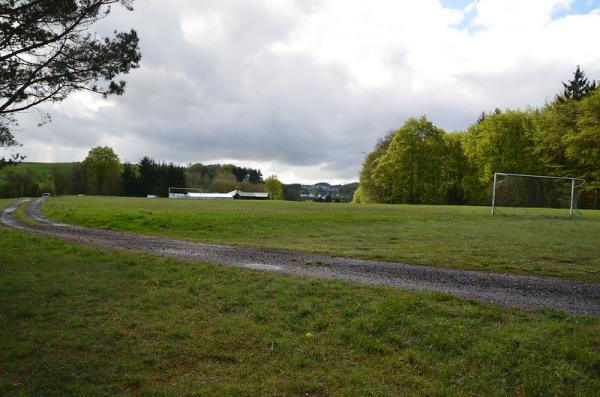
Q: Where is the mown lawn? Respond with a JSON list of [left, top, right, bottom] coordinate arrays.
[[0, 200, 599, 396], [44, 196, 600, 282]]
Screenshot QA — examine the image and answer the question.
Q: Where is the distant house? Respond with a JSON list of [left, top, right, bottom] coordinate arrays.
[[169, 189, 268, 200]]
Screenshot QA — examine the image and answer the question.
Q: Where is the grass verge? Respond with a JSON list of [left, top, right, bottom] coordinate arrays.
[[14, 199, 37, 226], [43, 196, 600, 282], [1, 199, 599, 396]]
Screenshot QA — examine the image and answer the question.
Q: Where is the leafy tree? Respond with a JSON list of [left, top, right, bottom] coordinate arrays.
[[443, 132, 469, 204], [372, 117, 449, 204], [210, 169, 237, 193], [534, 99, 578, 175], [571, 87, 600, 207], [0, 0, 141, 164], [560, 66, 597, 102], [70, 162, 88, 194], [283, 183, 301, 201], [51, 165, 70, 195], [264, 175, 284, 200], [357, 132, 394, 203], [464, 110, 539, 186], [0, 123, 23, 168], [0, 166, 39, 197], [83, 146, 121, 195], [352, 185, 363, 203]]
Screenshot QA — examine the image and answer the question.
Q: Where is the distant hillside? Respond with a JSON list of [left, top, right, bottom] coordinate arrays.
[[0, 162, 76, 181], [284, 182, 359, 202]]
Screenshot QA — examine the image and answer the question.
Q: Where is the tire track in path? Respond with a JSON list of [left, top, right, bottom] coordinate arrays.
[[2, 198, 599, 316]]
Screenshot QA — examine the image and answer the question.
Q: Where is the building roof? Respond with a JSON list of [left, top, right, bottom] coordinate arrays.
[[228, 190, 269, 198], [187, 192, 233, 199]]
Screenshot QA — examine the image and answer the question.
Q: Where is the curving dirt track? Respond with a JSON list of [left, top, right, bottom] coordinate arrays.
[[3, 198, 600, 316]]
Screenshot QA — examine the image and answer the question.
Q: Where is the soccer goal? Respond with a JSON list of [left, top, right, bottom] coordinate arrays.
[[168, 187, 205, 198], [491, 173, 585, 215]]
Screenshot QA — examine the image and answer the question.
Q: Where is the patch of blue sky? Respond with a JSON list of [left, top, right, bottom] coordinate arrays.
[[439, 0, 472, 10], [552, 0, 600, 20], [440, 0, 481, 32]]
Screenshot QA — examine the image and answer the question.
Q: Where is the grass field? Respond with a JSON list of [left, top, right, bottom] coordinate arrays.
[[1, 199, 599, 396], [0, 162, 75, 180], [43, 196, 600, 282]]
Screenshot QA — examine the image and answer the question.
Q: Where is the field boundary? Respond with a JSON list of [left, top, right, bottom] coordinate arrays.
[[2, 198, 600, 316]]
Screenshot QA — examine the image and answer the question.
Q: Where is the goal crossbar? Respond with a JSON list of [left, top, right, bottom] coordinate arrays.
[[494, 172, 584, 182], [491, 173, 585, 216]]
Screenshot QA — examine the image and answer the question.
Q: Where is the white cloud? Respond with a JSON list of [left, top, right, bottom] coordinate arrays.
[[13, 0, 600, 184]]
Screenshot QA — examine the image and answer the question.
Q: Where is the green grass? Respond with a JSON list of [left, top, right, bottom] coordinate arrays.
[[1, 199, 599, 396], [0, 162, 75, 180], [43, 196, 600, 282], [14, 199, 37, 226]]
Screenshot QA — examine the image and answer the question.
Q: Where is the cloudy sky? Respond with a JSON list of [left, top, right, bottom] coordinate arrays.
[[10, 0, 600, 184]]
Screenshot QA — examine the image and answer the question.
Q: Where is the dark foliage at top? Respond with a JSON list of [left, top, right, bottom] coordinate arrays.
[[560, 65, 597, 102], [0, 0, 141, 164]]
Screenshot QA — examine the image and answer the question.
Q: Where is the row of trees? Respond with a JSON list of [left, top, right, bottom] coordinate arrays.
[[186, 163, 264, 194], [355, 67, 600, 209], [0, 145, 289, 199]]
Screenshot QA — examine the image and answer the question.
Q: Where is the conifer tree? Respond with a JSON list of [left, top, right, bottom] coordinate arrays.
[[560, 66, 597, 101]]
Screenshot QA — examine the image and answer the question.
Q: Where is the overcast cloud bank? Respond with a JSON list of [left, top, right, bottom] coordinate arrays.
[[11, 0, 600, 184]]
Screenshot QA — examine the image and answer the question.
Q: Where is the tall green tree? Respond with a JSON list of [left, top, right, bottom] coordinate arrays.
[[357, 132, 393, 203], [50, 165, 70, 195], [560, 66, 597, 102], [464, 110, 539, 185], [70, 162, 88, 194], [571, 87, 600, 207], [164, 163, 186, 196], [371, 117, 449, 204], [137, 156, 157, 195], [83, 146, 121, 195], [0, 166, 39, 197], [264, 175, 284, 200], [0, 0, 141, 165], [121, 162, 138, 196], [210, 169, 238, 193], [443, 132, 469, 204], [534, 99, 577, 175]]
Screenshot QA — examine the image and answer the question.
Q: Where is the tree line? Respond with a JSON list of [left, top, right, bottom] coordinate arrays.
[[0, 146, 287, 199], [354, 67, 600, 209]]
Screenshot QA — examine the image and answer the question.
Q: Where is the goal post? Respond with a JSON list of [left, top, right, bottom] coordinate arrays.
[[490, 173, 585, 215]]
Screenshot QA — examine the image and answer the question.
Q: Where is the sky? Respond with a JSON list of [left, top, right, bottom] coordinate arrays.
[[8, 0, 600, 184]]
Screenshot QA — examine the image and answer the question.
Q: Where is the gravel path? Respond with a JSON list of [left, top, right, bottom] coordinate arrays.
[[3, 198, 600, 316]]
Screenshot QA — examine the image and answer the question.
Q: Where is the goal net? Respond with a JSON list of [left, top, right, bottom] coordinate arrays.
[[491, 173, 585, 215]]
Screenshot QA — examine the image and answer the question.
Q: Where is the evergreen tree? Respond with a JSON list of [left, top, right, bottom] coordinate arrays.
[[164, 163, 186, 196], [121, 162, 138, 196], [560, 66, 597, 101], [138, 156, 158, 196]]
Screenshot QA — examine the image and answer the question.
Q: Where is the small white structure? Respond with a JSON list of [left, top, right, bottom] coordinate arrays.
[[168, 187, 269, 200], [187, 192, 233, 200], [229, 190, 269, 200]]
